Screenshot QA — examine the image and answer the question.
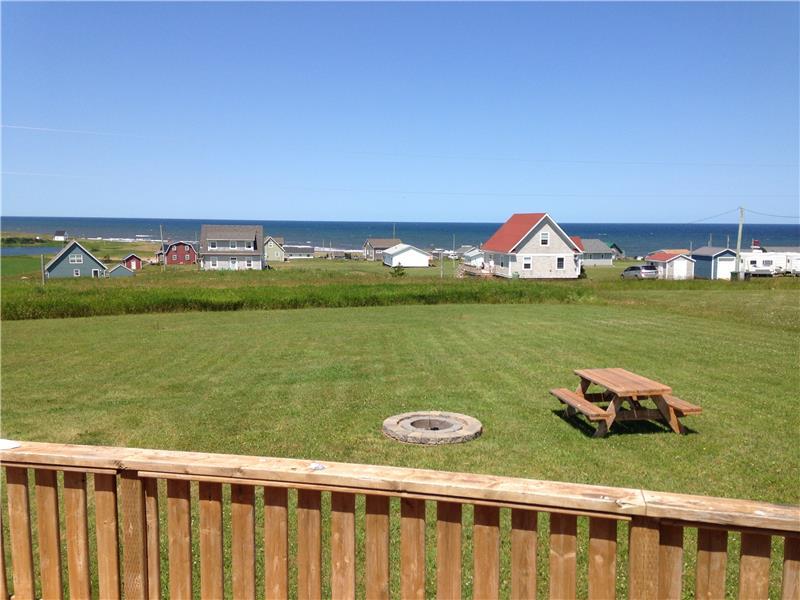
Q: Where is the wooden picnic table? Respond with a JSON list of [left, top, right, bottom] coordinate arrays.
[[550, 368, 702, 438]]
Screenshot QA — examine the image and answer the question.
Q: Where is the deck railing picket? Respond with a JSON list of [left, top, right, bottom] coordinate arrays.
[[783, 536, 800, 600], [473, 504, 500, 600], [1, 442, 799, 600], [263, 486, 289, 600], [400, 497, 426, 600], [231, 483, 257, 600], [166, 479, 192, 599], [330, 492, 356, 599], [119, 471, 148, 600], [695, 528, 728, 599], [63, 471, 91, 599], [587, 517, 617, 600], [296, 489, 322, 600], [549, 512, 577, 599], [657, 523, 684, 600], [738, 532, 771, 599], [94, 473, 121, 600], [142, 478, 161, 600], [6, 466, 35, 600], [436, 501, 462, 600], [34, 469, 63, 600], [365, 494, 390, 600], [198, 481, 224, 599], [510, 508, 538, 600]]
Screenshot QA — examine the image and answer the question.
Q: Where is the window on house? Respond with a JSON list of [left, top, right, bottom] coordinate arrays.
[[172, 255, 177, 261], [540, 232, 549, 246], [230, 257, 237, 267], [523, 256, 532, 269], [210, 241, 217, 249], [73, 269, 80, 277], [245, 241, 252, 249], [210, 258, 217, 267], [557, 257, 565, 270], [230, 241, 237, 249], [246, 259, 253, 268], [268, 241, 274, 247], [750, 260, 757, 266], [185, 254, 190, 261], [69, 254, 83, 264]]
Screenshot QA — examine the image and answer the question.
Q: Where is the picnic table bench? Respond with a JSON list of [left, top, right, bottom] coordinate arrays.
[[550, 368, 702, 437]]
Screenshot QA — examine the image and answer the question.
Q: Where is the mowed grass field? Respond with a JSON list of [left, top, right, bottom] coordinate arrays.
[[1, 261, 798, 597]]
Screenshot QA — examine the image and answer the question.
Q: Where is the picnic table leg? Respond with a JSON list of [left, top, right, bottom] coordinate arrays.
[[576, 378, 590, 396], [592, 395, 620, 438], [653, 396, 685, 434]]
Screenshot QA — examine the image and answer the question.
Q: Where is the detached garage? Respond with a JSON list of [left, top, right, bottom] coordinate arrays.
[[691, 246, 737, 280], [645, 250, 695, 280], [383, 244, 432, 268]]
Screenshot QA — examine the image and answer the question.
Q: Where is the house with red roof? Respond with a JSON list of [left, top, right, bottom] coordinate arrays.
[[644, 249, 695, 280], [482, 213, 583, 279]]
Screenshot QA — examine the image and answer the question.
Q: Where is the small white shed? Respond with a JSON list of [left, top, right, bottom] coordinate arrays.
[[382, 244, 431, 268], [645, 251, 695, 280], [462, 247, 484, 267]]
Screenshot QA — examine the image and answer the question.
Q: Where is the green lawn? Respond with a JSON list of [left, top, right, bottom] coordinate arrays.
[[1, 264, 798, 597]]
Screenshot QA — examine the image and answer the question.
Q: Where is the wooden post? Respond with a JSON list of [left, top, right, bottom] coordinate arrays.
[[657, 523, 683, 600], [549, 513, 577, 599], [95, 473, 121, 600], [6, 467, 35, 600], [64, 471, 92, 598], [695, 528, 727, 600], [511, 509, 537, 600], [231, 484, 256, 600], [199, 482, 224, 599], [400, 498, 426, 600], [166, 480, 192, 600], [330, 492, 356, 600], [297, 489, 322, 600], [365, 495, 390, 600], [143, 478, 161, 600], [628, 516, 659, 600], [738, 533, 771, 599], [35, 469, 63, 600], [588, 517, 617, 600], [436, 501, 462, 600], [264, 487, 289, 600], [473, 505, 500, 600]]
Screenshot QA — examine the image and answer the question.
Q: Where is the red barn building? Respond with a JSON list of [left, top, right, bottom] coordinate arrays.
[[158, 241, 197, 266], [122, 254, 144, 271]]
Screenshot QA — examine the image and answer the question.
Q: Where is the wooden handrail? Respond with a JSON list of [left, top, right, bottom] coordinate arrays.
[[1, 440, 797, 533]]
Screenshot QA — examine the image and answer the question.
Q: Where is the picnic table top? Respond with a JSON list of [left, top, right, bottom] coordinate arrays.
[[574, 368, 672, 396]]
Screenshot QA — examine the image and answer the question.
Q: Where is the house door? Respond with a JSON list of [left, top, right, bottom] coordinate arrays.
[[91, 269, 100, 278], [672, 260, 687, 280], [716, 257, 735, 280]]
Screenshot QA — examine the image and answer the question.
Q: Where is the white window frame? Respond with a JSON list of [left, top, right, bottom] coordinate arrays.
[[245, 241, 253, 249], [523, 256, 532, 270], [763, 259, 773, 267], [268, 241, 274, 247], [209, 241, 217, 250], [73, 269, 81, 277], [69, 254, 84, 264], [230, 241, 237, 249], [540, 232, 549, 246], [229, 257, 237, 268], [246, 259, 253, 268], [210, 258, 217, 267], [172, 254, 177, 261], [556, 257, 565, 270], [185, 254, 190, 261]]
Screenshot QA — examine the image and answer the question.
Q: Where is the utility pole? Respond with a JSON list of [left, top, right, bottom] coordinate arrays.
[[440, 251, 444, 278], [392, 223, 396, 239], [452, 233, 455, 252], [160, 224, 165, 272], [40, 253, 45, 286], [708, 233, 712, 246], [735, 206, 744, 279], [726, 234, 730, 249]]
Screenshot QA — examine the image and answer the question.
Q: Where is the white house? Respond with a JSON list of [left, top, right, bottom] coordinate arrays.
[[462, 247, 484, 267], [645, 250, 695, 280], [481, 213, 582, 279], [580, 238, 615, 266], [382, 244, 432, 268], [53, 230, 67, 242], [199, 224, 263, 270]]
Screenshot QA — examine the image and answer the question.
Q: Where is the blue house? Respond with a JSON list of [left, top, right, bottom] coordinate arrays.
[[108, 264, 134, 278], [44, 241, 107, 279], [691, 246, 737, 280]]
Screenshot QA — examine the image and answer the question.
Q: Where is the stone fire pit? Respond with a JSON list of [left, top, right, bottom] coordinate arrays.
[[382, 411, 482, 445]]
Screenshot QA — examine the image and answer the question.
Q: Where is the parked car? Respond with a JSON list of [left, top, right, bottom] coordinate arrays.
[[621, 265, 658, 279]]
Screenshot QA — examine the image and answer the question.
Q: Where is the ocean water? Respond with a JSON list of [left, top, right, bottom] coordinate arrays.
[[2, 215, 798, 258]]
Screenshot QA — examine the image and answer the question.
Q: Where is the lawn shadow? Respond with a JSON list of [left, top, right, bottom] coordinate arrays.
[[551, 409, 698, 438]]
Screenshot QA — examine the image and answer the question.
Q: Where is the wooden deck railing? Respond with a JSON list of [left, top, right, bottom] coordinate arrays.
[[0, 441, 798, 599]]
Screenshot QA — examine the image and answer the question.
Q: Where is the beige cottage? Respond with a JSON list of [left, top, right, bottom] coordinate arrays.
[[482, 213, 582, 279]]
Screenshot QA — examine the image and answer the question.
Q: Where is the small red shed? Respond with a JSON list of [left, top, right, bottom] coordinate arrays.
[[122, 254, 144, 271]]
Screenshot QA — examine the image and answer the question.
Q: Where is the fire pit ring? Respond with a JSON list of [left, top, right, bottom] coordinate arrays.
[[382, 411, 482, 445]]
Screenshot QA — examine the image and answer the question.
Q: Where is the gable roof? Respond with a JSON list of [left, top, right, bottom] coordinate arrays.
[[54, 230, 66, 236], [158, 241, 197, 254], [200, 224, 263, 248], [365, 238, 401, 250], [581, 238, 615, 254], [122, 253, 143, 261], [110, 264, 133, 273], [265, 235, 285, 246], [646, 250, 695, 263], [569, 236, 585, 251], [483, 213, 581, 253], [383, 243, 432, 257], [44, 240, 107, 271], [463, 247, 484, 257], [691, 246, 736, 258]]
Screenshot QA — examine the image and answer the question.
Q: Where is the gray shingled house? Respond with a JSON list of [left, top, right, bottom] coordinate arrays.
[[44, 240, 107, 279], [363, 238, 401, 261], [580, 239, 615, 266], [199, 224, 264, 270]]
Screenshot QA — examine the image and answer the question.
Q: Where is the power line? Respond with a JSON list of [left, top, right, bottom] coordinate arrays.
[[688, 208, 740, 223], [745, 208, 800, 220]]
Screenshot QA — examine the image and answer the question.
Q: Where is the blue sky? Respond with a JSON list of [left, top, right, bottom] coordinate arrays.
[[2, 2, 798, 223]]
